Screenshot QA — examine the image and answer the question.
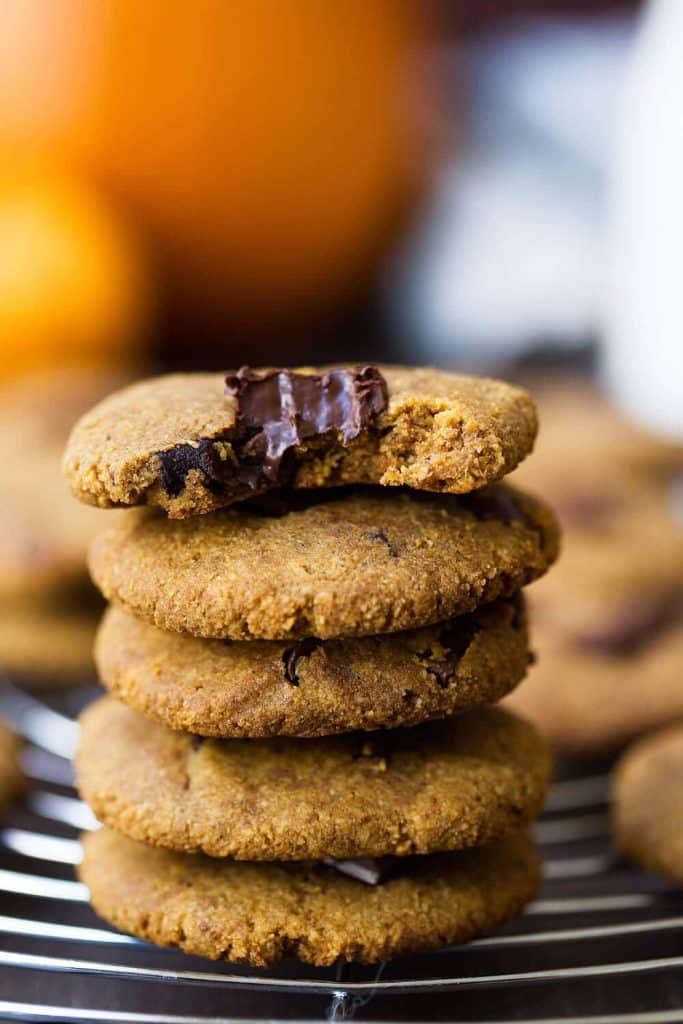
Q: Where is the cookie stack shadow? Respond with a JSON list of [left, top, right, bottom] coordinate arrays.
[[65, 366, 560, 967]]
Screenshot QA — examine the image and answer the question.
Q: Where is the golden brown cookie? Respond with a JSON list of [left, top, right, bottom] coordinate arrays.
[[64, 366, 538, 518], [0, 719, 23, 814], [0, 595, 97, 685], [95, 595, 530, 737], [77, 698, 551, 861], [88, 485, 559, 641], [613, 723, 683, 886], [80, 827, 541, 966]]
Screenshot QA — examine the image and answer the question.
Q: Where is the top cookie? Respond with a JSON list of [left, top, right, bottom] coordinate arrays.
[[63, 365, 538, 518], [88, 484, 559, 640]]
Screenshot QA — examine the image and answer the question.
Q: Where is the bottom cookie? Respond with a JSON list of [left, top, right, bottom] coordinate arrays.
[[0, 720, 23, 813], [613, 723, 683, 887], [80, 827, 540, 967]]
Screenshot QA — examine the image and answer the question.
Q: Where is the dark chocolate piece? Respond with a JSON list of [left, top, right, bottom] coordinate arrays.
[[418, 618, 480, 688], [226, 365, 387, 470], [282, 637, 321, 685], [157, 366, 388, 499], [366, 527, 398, 557], [324, 856, 401, 886], [575, 594, 682, 657]]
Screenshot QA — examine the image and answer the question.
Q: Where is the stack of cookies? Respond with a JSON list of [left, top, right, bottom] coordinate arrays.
[[64, 365, 559, 967]]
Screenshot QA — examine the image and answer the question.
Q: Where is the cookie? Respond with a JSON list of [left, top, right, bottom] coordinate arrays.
[[77, 698, 550, 861], [0, 368, 128, 601], [64, 365, 538, 518], [506, 614, 683, 752], [613, 723, 683, 886], [88, 484, 558, 641], [505, 482, 682, 751], [511, 374, 682, 499], [0, 720, 23, 814], [0, 596, 97, 685], [80, 827, 540, 966], [95, 595, 530, 737]]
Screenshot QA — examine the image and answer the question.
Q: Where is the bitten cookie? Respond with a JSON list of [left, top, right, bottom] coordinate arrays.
[[613, 723, 683, 887], [0, 720, 23, 814], [64, 365, 538, 518], [77, 698, 551, 861], [95, 595, 530, 737], [88, 485, 558, 641], [80, 827, 541, 966]]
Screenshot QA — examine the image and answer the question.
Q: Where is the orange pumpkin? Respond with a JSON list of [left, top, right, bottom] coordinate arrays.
[[0, 160, 152, 374], [0, 1, 427, 328]]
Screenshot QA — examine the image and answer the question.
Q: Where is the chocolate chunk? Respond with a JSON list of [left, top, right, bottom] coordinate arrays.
[[282, 637, 321, 685], [419, 618, 480, 687], [324, 856, 401, 886], [575, 594, 682, 657], [226, 364, 388, 483], [367, 527, 398, 557], [157, 366, 388, 499], [158, 439, 233, 498]]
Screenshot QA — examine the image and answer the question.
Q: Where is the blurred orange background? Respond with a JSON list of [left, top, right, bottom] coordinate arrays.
[[0, 0, 430, 371]]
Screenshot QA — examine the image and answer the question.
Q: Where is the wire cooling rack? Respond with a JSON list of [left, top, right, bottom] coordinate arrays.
[[0, 682, 682, 1024]]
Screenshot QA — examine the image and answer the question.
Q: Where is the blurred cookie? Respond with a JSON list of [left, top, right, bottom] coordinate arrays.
[[88, 484, 559, 641], [0, 720, 23, 813], [0, 596, 97, 685], [507, 613, 683, 752], [77, 698, 550, 861], [512, 374, 682, 499], [613, 723, 683, 886], [0, 368, 128, 601], [95, 596, 530, 737], [80, 827, 541, 966], [506, 485, 682, 751], [64, 366, 538, 518]]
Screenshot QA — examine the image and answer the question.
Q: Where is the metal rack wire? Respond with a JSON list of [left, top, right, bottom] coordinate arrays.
[[1, 683, 682, 1023]]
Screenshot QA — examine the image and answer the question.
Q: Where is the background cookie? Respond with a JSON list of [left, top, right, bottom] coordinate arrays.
[[613, 723, 683, 886], [80, 827, 541, 967], [95, 595, 530, 737], [0, 720, 23, 814], [506, 484, 682, 751], [506, 618, 683, 752], [88, 485, 558, 641], [0, 596, 98, 685], [0, 368, 127, 602], [77, 698, 551, 861], [64, 366, 538, 517]]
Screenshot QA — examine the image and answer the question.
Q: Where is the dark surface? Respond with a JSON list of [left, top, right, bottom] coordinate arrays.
[[1, 683, 682, 1023]]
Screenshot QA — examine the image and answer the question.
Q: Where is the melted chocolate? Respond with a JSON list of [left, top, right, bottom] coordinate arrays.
[[157, 365, 388, 500], [575, 594, 682, 657], [419, 618, 480, 687], [282, 637, 321, 685]]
